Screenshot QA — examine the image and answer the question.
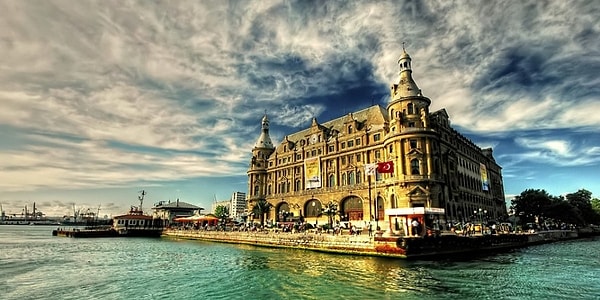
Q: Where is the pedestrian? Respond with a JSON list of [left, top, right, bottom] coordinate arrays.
[[411, 219, 419, 236]]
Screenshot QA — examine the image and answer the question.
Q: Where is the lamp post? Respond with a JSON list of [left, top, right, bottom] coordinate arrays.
[[474, 208, 487, 234], [375, 192, 380, 231]]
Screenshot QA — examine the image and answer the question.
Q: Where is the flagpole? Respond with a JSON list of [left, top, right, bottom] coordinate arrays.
[[374, 171, 378, 231]]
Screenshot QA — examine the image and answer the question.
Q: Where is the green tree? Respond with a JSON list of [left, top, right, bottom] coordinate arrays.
[[566, 189, 598, 225], [544, 199, 583, 225], [591, 197, 600, 215], [320, 201, 339, 228], [511, 189, 552, 225], [215, 205, 229, 224], [252, 199, 272, 226]]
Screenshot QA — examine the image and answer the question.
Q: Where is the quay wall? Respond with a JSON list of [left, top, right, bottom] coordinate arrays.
[[162, 229, 586, 259], [162, 229, 405, 258]]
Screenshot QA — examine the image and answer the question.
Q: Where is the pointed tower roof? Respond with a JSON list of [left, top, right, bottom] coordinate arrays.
[[253, 114, 274, 149], [396, 47, 421, 98]]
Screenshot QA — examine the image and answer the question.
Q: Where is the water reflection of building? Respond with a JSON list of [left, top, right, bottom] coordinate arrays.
[[247, 48, 506, 234]]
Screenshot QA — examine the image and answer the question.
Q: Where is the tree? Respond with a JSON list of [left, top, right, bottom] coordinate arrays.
[[566, 189, 599, 225], [320, 201, 339, 229], [592, 197, 600, 215], [544, 199, 583, 225], [215, 205, 229, 225], [511, 189, 553, 225], [252, 199, 272, 226]]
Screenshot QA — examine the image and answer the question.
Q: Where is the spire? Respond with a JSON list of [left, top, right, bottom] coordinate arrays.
[[396, 47, 421, 97], [253, 114, 274, 149]]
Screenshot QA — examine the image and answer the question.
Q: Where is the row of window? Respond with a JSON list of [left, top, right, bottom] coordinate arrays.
[[270, 155, 424, 184], [116, 219, 147, 226]]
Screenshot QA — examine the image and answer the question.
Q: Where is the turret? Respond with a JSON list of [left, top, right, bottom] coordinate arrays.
[[253, 115, 274, 150], [395, 47, 422, 98], [248, 114, 275, 205]]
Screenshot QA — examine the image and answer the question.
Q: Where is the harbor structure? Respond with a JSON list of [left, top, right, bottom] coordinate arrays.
[[247, 48, 506, 234], [152, 198, 203, 225]]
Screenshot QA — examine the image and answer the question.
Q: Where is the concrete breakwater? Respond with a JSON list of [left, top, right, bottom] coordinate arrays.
[[162, 229, 584, 259]]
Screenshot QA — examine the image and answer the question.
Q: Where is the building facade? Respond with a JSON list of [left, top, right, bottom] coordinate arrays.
[[229, 191, 247, 221], [152, 199, 203, 225], [247, 49, 506, 234]]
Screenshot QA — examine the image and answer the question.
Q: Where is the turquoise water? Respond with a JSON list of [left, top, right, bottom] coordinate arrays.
[[1, 226, 599, 300]]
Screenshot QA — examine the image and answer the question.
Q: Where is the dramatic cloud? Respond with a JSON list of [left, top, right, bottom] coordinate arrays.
[[0, 0, 598, 215]]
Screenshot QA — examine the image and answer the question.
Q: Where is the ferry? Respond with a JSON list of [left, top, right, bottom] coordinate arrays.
[[53, 191, 164, 238]]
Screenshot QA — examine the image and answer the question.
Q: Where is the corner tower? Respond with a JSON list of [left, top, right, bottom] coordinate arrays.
[[247, 114, 275, 208], [384, 47, 440, 209]]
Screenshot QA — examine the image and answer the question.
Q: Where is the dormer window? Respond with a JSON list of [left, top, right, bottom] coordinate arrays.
[[348, 125, 353, 134]]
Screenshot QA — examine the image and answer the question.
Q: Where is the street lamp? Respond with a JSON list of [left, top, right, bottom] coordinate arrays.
[[474, 208, 487, 234]]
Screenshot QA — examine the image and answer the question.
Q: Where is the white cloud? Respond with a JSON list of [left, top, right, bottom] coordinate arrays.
[[0, 1, 598, 206]]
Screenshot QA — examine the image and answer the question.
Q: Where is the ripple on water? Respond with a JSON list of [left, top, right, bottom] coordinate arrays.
[[1, 227, 599, 300]]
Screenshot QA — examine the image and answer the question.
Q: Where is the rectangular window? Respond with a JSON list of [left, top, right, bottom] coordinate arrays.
[[408, 122, 415, 127], [356, 153, 362, 162], [341, 157, 346, 165], [349, 155, 353, 164], [348, 140, 354, 147], [374, 134, 381, 142], [341, 142, 346, 149], [389, 145, 393, 153], [356, 138, 361, 146], [328, 145, 335, 152], [375, 150, 381, 160]]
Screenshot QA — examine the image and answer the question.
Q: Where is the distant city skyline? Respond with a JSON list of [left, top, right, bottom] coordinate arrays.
[[1, 1, 599, 216]]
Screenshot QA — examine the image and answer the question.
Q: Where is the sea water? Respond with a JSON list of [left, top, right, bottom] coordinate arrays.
[[1, 225, 599, 300]]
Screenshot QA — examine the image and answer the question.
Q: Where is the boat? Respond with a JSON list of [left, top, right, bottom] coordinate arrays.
[[53, 190, 165, 238]]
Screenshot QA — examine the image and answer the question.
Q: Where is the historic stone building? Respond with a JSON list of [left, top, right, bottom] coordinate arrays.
[[247, 49, 506, 235]]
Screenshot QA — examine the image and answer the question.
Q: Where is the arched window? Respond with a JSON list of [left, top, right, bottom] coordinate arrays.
[[267, 185, 272, 195], [348, 171, 355, 185], [305, 199, 322, 217], [254, 185, 259, 196], [411, 159, 420, 175], [390, 194, 397, 208], [356, 171, 362, 184], [408, 103, 414, 114], [328, 174, 335, 187], [295, 179, 301, 191], [341, 173, 347, 186], [341, 196, 363, 221]]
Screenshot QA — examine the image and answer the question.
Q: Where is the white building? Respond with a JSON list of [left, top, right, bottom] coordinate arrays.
[[230, 191, 247, 221]]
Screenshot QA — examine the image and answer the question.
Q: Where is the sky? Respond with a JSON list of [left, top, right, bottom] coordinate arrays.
[[1, 0, 599, 218]]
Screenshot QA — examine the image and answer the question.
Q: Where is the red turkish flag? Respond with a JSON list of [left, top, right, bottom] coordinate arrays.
[[377, 161, 394, 173]]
